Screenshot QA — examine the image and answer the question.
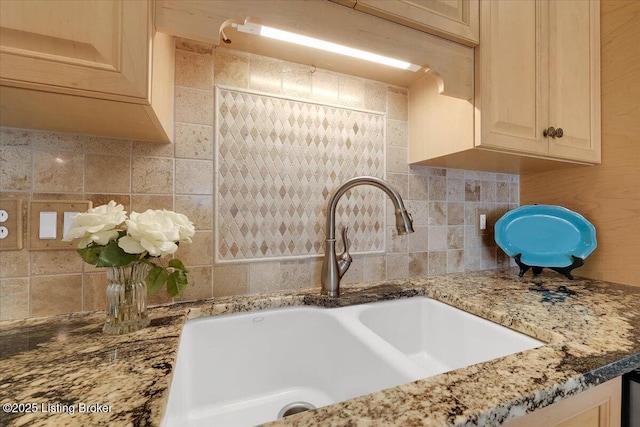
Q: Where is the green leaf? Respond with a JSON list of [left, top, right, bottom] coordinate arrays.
[[146, 266, 169, 294], [168, 259, 188, 272], [77, 246, 101, 265], [167, 270, 188, 298], [95, 240, 137, 267]]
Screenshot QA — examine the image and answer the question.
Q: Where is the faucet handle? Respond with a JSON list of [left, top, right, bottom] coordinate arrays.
[[337, 227, 352, 278]]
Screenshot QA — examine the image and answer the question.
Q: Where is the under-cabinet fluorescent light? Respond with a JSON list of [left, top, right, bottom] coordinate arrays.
[[233, 21, 422, 72]]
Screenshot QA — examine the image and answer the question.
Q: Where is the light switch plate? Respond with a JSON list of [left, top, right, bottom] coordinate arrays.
[[28, 200, 92, 250], [0, 199, 23, 251]]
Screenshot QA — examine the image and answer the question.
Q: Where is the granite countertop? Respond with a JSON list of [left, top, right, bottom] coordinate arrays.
[[1, 269, 639, 427]]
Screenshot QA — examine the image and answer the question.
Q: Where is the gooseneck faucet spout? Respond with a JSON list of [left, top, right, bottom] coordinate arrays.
[[321, 176, 414, 297]]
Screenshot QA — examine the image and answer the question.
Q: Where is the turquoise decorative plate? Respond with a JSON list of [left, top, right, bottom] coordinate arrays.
[[495, 205, 597, 268]]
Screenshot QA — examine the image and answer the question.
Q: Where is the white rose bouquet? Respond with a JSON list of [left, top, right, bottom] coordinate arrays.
[[63, 201, 196, 297]]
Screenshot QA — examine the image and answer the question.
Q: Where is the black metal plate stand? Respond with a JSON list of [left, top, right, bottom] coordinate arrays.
[[513, 254, 585, 280]]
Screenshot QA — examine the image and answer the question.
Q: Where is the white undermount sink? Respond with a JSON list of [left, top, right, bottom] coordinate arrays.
[[162, 297, 543, 427]]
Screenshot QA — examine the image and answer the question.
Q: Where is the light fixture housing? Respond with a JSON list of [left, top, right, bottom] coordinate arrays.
[[232, 21, 422, 72]]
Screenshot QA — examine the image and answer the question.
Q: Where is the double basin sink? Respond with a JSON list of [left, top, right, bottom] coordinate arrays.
[[162, 297, 543, 427]]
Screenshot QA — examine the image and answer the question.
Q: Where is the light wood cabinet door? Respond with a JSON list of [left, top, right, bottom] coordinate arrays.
[[0, 0, 174, 142], [353, 0, 479, 46], [504, 377, 621, 427], [475, 0, 549, 158], [475, 0, 600, 164], [547, 0, 601, 163], [0, 0, 150, 101]]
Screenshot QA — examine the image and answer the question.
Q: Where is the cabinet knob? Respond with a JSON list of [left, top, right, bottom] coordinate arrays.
[[543, 127, 556, 138], [556, 128, 564, 138]]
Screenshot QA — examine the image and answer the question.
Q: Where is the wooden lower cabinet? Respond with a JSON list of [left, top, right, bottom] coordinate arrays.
[[504, 377, 621, 427]]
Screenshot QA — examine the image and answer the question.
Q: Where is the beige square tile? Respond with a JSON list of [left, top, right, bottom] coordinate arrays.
[[428, 201, 447, 225], [481, 246, 498, 269], [0, 249, 29, 278], [83, 271, 108, 312], [481, 181, 497, 202], [464, 249, 482, 271], [175, 87, 213, 126], [386, 226, 408, 253], [0, 128, 31, 146], [447, 178, 465, 201], [33, 150, 83, 192], [147, 283, 173, 307], [86, 194, 131, 213], [428, 226, 448, 251], [0, 147, 31, 191], [174, 195, 213, 230], [86, 136, 131, 155], [132, 157, 174, 194], [179, 266, 213, 302], [447, 250, 465, 273], [427, 251, 447, 276], [338, 75, 365, 108], [281, 259, 311, 289], [131, 195, 173, 212], [387, 91, 408, 121], [497, 182, 510, 203], [405, 200, 428, 227], [215, 48, 249, 88], [387, 119, 407, 147], [311, 69, 339, 103], [175, 49, 213, 90], [408, 174, 428, 200], [409, 252, 428, 277], [178, 231, 213, 266], [176, 38, 213, 54], [30, 251, 83, 275], [447, 202, 465, 225], [363, 255, 386, 281], [175, 159, 213, 194], [214, 263, 248, 297], [248, 261, 282, 294], [249, 55, 282, 94], [85, 154, 131, 193], [408, 226, 428, 252], [364, 82, 387, 112], [510, 183, 519, 204], [31, 274, 82, 317], [175, 123, 214, 160], [386, 253, 409, 279], [133, 139, 174, 158], [386, 146, 408, 174], [429, 176, 447, 200], [31, 132, 85, 151], [341, 257, 364, 285], [465, 180, 481, 201], [282, 62, 312, 99], [447, 226, 464, 250], [0, 277, 29, 320]]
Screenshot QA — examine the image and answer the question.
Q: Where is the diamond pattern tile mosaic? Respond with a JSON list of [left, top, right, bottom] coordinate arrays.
[[216, 88, 386, 262]]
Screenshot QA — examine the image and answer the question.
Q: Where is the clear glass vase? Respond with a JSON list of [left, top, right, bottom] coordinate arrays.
[[103, 262, 150, 335]]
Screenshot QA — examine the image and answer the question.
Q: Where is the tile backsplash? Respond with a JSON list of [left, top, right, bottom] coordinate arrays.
[[0, 39, 519, 320]]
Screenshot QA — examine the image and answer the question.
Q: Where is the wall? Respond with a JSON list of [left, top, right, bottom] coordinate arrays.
[[0, 39, 518, 320], [521, 1, 640, 287]]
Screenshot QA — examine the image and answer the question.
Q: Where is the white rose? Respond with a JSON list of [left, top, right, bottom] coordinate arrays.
[[62, 201, 126, 248], [118, 209, 182, 257], [163, 210, 195, 243]]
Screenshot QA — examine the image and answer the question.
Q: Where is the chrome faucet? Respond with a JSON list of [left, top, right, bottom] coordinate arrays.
[[321, 176, 414, 297]]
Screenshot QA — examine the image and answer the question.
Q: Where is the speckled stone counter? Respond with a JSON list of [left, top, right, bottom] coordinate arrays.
[[1, 269, 639, 427]]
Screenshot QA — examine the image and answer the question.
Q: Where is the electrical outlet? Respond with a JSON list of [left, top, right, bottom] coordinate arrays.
[[0, 199, 23, 251], [476, 208, 490, 235]]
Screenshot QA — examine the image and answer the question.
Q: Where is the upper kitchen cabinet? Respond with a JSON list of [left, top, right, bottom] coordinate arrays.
[[337, 0, 479, 47], [0, 0, 174, 142], [409, 0, 601, 173], [155, 0, 473, 99]]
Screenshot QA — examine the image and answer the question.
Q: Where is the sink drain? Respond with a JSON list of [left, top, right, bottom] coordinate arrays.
[[277, 401, 316, 419]]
